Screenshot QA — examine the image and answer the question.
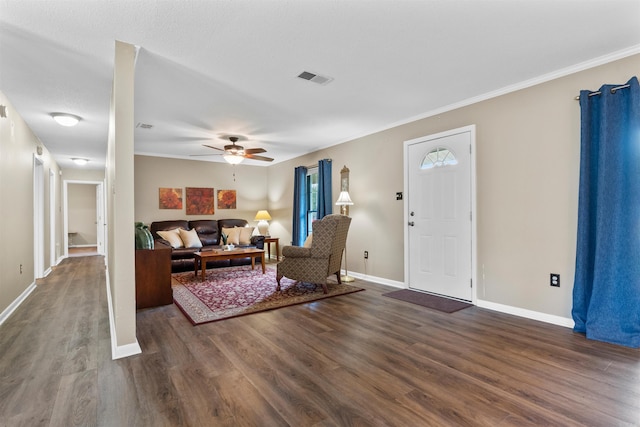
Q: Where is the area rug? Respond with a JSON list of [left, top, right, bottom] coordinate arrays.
[[382, 289, 472, 313], [172, 265, 364, 325]]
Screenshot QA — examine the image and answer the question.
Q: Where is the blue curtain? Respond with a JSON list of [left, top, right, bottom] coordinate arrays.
[[572, 76, 640, 348], [292, 166, 308, 246], [317, 159, 333, 219]]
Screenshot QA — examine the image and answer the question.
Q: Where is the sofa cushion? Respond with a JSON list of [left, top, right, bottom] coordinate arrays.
[[239, 226, 255, 245], [179, 228, 203, 248], [150, 220, 189, 239], [222, 227, 241, 245], [189, 220, 219, 246], [157, 228, 184, 248]]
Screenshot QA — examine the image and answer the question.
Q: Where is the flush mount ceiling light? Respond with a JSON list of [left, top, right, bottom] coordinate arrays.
[[71, 158, 89, 166], [51, 112, 81, 127]]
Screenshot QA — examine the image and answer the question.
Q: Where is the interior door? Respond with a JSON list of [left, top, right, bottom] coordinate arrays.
[[406, 128, 473, 301]]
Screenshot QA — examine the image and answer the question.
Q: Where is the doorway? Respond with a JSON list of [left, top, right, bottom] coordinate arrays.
[[404, 125, 476, 302], [63, 180, 105, 257]]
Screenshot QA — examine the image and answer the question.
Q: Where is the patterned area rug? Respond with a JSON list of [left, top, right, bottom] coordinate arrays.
[[172, 265, 364, 325]]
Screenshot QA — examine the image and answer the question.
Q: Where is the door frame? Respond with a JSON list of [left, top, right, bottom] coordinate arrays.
[[63, 179, 105, 257], [33, 155, 45, 279], [403, 125, 478, 303]]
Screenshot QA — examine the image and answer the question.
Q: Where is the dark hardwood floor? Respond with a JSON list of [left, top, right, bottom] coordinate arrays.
[[1, 255, 638, 426]]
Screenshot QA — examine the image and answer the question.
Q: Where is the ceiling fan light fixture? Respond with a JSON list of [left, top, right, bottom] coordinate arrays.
[[223, 154, 244, 165], [51, 112, 81, 127]]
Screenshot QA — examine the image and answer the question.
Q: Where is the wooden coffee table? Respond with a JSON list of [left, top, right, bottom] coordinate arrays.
[[194, 248, 265, 280]]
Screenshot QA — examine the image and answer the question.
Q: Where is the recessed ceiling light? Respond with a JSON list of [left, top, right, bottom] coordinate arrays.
[[71, 158, 89, 166], [51, 112, 81, 127]]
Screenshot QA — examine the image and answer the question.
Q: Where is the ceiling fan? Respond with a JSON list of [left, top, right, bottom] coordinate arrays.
[[194, 136, 273, 164]]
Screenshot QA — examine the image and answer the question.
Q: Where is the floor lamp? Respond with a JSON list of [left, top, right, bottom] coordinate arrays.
[[336, 191, 355, 282]]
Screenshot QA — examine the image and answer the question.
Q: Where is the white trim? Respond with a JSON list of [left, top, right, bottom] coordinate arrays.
[[33, 155, 45, 280], [477, 299, 574, 328], [49, 169, 56, 268], [0, 282, 36, 327], [343, 270, 405, 289], [105, 271, 141, 360], [341, 272, 575, 329]]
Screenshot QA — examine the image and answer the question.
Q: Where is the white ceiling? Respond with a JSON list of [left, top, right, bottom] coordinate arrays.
[[1, 0, 640, 170]]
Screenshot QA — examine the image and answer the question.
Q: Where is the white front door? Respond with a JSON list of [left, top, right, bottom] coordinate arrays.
[[405, 127, 474, 301]]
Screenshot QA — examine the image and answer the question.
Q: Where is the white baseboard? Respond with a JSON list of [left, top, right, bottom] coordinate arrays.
[[0, 282, 37, 327], [343, 270, 405, 289], [476, 299, 574, 328], [105, 271, 142, 360], [347, 270, 573, 329]]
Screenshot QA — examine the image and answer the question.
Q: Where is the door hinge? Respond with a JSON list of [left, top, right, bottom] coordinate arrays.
[[470, 211, 472, 221], [469, 144, 472, 154], [470, 278, 473, 288]]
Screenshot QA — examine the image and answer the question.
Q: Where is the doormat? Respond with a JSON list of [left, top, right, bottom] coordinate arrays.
[[382, 289, 472, 313]]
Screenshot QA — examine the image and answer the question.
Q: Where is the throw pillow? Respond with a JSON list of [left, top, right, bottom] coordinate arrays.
[[221, 227, 240, 245], [303, 233, 313, 248], [178, 228, 203, 249], [238, 226, 255, 245], [157, 228, 184, 249]]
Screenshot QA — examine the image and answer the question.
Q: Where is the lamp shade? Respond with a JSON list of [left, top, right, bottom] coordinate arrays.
[[335, 191, 354, 206], [254, 210, 272, 221]]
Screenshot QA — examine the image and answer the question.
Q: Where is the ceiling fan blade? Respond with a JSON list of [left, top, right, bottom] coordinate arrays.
[[244, 154, 274, 162], [244, 148, 266, 154], [203, 144, 224, 151], [190, 153, 221, 157]]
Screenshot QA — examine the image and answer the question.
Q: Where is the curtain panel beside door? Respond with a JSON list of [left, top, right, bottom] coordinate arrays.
[[572, 76, 640, 348]]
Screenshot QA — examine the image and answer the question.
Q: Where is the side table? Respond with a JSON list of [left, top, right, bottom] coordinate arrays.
[[263, 237, 280, 261]]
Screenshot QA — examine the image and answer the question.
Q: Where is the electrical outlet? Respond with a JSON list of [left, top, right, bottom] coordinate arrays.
[[550, 273, 560, 287], [364, 251, 369, 259]]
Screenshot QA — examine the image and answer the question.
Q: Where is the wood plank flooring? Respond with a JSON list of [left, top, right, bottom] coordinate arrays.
[[1, 255, 639, 426]]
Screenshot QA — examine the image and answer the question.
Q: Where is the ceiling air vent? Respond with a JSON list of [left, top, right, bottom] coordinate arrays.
[[136, 122, 153, 129], [297, 71, 333, 85]]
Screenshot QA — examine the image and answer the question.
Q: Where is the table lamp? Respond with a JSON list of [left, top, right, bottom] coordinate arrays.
[[254, 210, 272, 236]]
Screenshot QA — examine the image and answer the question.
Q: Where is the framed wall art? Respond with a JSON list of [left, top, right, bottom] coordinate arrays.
[[185, 187, 215, 215], [217, 190, 236, 209], [159, 187, 183, 209]]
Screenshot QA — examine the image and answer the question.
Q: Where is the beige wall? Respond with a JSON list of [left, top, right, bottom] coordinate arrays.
[[134, 155, 269, 227], [266, 53, 640, 319], [0, 90, 62, 317]]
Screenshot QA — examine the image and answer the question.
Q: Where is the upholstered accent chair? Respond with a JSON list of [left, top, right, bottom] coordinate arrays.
[[276, 214, 352, 293]]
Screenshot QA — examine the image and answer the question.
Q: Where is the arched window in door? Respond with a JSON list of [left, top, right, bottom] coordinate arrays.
[[420, 147, 458, 169]]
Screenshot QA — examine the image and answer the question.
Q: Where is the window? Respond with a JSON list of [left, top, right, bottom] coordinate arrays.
[[421, 147, 458, 169], [306, 167, 318, 236]]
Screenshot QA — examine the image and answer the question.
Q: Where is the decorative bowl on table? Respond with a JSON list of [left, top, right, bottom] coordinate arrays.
[[222, 244, 235, 251]]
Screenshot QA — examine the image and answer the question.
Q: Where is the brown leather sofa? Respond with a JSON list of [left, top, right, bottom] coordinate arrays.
[[150, 219, 265, 273]]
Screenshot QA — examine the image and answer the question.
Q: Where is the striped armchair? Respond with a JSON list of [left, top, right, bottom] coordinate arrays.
[[276, 214, 352, 293]]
